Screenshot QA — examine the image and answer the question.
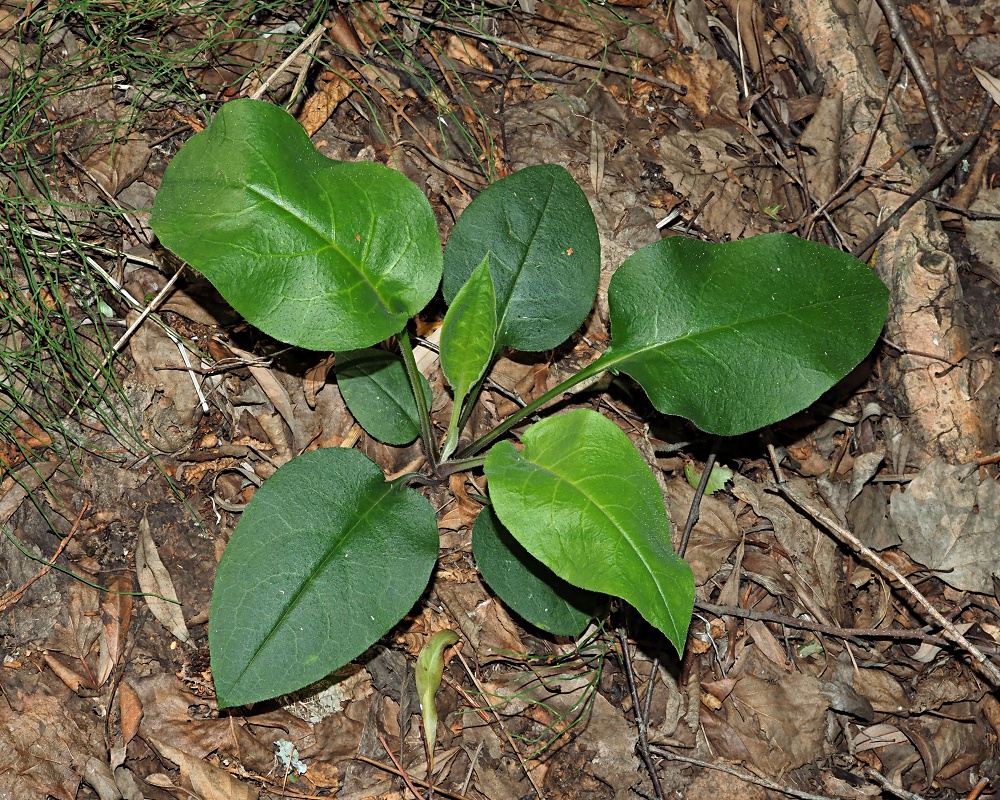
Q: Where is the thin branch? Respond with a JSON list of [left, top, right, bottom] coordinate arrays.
[[650, 750, 931, 800], [678, 441, 718, 558], [872, 0, 950, 142], [376, 733, 427, 800], [617, 627, 664, 800], [773, 481, 1000, 686], [851, 97, 994, 259], [694, 600, 961, 650], [452, 651, 546, 799], [395, 9, 686, 94], [250, 23, 326, 101], [863, 766, 931, 800], [1, 500, 88, 613], [355, 754, 475, 800]]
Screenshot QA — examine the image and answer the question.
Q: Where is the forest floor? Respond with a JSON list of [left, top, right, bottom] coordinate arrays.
[[3, 0, 1000, 798]]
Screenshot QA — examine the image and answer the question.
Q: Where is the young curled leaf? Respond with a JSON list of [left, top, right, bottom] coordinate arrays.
[[415, 629, 460, 772]]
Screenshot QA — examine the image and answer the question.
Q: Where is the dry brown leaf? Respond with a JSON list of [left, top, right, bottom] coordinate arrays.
[[303, 353, 336, 409], [851, 667, 910, 714], [972, 65, 1000, 106], [82, 132, 151, 196], [699, 704, 754, 764], [96, 573, 133, 686], [42, 582, 101, 691], [889, 459, 1000, 593], [726, 660, 828, 775], [299, 75, 355, 136], [853, 722, 910, 753], [119, 680, 143, 746], [664, 477, 740, 585], [135, 515, 190, 643], [43, 652, 93, 694], [444, 34, 493, 72], [746, 620, 790, 671], [0, 682, 104, 800], [148, 737, 259, 800], [436, 579, 525, 657]]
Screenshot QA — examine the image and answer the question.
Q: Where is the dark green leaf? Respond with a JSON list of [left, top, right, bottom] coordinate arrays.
[[151, 99, 442, 351], [473, 506, 598, 636], [594, 233, 888, 435], [337, 348, 432, 445], [209, 447, 438, 708], [443, 165, 600, 352], [485, 409, 693, 654]]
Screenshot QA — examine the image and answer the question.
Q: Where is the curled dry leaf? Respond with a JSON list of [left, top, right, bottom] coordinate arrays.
[[147, 737, 259, 800], [135, 515, 190, 643], [97, 573, 133, 687], [299, 75, 355, 137], [119, 681, 143, 747]]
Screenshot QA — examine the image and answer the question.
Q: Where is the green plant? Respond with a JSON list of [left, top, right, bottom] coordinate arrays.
[[150, 98, 889, 710]]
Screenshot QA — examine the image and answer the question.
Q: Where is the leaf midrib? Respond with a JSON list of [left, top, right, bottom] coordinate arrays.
[[494, 176, 558, 345], [511, 448, 683, 638], [229, 482, 397, 695], [599, 290, 874, 371], [244, 182, 391, 312]]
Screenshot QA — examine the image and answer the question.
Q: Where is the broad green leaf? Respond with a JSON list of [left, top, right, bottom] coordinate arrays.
[[151, 98, 442, 351], [337, 348, 432, 445], [484, 409, 693, 654], [594, 233, 888, 436], [442, 164, 600, 352], [440, 255, 497, 403], [473, 506, 598, 636], [415, 629, 459, 772], [209, 447, 438, 708]]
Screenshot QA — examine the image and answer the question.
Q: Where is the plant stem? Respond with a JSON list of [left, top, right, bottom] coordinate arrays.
[[677, 438, 719, 558], [436, 455, 486, 476], [439, 399, 464, 463], [457, 369, 491, 431], [454, 358, 609, 459], [398, 331, 438, 469]]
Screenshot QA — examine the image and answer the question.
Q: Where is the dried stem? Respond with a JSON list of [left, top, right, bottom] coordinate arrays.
[[773, 482, 1000, 686]]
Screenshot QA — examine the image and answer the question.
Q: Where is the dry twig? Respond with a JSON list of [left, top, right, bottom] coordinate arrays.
[[395, 9, 686, 94], [851, 98, 993, 259], [872, 0, 950, 142], [774, 481, 1000, 686]]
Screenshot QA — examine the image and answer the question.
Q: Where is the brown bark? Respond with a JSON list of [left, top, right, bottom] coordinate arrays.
[[784, 0, 983, 461]]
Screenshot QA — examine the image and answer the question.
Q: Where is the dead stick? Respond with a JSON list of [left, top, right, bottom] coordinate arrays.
[[395, 9, 686, 94], [694, 600, 961, 649], [0, 499, 88, 612], [851, 97, 993, 259], [873, 0, 950, 142], [377, 732, 427, 800], [355, 755, 474, 800], [773, 481, 1000, 686], [617, 627, 664, 800], [649, 749, 930, 800]]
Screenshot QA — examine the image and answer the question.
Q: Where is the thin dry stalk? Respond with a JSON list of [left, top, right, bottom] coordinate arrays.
[[774, 481, 1000, 687]]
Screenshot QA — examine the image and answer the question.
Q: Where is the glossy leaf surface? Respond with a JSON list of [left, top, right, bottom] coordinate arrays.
[[440, 255, 497, 404], [337, 348, 432, 445], [442, 165, 600, 352], [594, 233, 888, 435], [473, 506, 598, 636], [485, 409, 693, 654], [209, 448, 438, 708], [151, 99, 442, 351]]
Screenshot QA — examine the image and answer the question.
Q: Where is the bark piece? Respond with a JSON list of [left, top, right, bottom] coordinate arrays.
[[785, 0, 983, 460]]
